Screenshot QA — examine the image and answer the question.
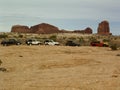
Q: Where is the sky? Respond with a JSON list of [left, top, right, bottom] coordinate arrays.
[[0, 0, 120, 35]]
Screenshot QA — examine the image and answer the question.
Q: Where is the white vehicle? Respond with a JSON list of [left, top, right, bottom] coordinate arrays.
[[26, 39, 42, 45], [44, 40, 59, 45]]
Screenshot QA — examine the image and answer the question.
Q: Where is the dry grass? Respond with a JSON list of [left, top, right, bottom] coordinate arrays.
[[0, 32, 120, 46], [0, 45, 120, 90]]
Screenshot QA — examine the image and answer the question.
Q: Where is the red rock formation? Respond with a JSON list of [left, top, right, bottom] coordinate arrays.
[[11, 25, 30, 33], [11, 23, 93, 34], [73, 27, 92, 34], [60, 29, 72, 33], [97, 20, 112, 35], [84, 27, 93, 34], [30, 23, 60, 34]]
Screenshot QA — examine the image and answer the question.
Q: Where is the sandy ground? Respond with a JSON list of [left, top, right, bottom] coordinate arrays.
[[0, 45, 120, 90]]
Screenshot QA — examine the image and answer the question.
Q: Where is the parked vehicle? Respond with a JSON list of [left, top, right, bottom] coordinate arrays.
[[44, 40, 59, 45], [66, 40, 80, 46], [26, 39, 42, 45], [1, 39, 21, 46], [90, 41, 109, 47]]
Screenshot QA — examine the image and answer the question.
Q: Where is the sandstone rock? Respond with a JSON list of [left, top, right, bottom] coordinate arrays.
[[84, 27, 93, 34], [73, 27, 92, 34], [11, 25, 30, 33], [97, 20, 112, 35], [30, 23, 60, 34], [60, 29, 72, 33]]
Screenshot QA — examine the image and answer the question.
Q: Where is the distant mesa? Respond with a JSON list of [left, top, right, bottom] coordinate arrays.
[[97, 20, 112, 35], [11, 23, 93, 34], [11, 25, 30, 33], [11, 21, 112, 35]]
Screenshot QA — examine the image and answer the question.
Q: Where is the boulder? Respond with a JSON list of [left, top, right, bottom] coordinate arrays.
[[97, 20, 112, 35]]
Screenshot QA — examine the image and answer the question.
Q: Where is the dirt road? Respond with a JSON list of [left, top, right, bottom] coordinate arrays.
[[0, 45, 120, 90]]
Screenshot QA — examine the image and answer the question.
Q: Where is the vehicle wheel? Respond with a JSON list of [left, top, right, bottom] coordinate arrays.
[[103, 44, 108, 47], [3, 44, 7, 46]]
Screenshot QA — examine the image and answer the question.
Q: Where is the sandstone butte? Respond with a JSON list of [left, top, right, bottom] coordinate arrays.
[[97, 20, 112, 35]]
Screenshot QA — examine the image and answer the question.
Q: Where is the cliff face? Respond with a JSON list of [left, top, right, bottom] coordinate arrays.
[[11, 25, 30, 33], [97, 21, 112, 35]]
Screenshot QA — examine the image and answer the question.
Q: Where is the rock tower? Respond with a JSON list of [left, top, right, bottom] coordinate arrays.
[[97, 20, 112, 35]]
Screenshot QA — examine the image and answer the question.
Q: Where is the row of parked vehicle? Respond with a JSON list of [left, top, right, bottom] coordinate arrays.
[[0, 38, 109, 47], [0, 39, 60, 46]]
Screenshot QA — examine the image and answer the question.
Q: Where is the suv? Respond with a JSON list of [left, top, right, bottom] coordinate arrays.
[[26, 39, 41, 45], [1, 39, 21, 46], [44, 40, 59, 45], [66, 40, 80, 46], [90, 41, 109, 47]]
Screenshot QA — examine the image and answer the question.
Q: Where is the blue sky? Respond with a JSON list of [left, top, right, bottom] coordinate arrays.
[[0, 0, 120, 35]]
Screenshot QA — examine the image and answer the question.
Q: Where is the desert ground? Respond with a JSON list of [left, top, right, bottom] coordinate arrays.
[[0, 45, 120, 90]]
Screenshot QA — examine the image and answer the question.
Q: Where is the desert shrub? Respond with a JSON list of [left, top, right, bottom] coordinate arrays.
[[49, 35, 57, 41], [0, 34, 8, 38], [103, 39, 110, 42], [0, 67, 7, 72], [89, 36, 97, 42], [79, 37, 84, 42], [13, 35, 18, 38], [68, 37, 77, 40], [62, 36, 67, 40], [78, 37, 85, 45], [116, 54, 120, 56], [110, 44, 117, 50], [18, 34, 23, 38], [0, 60, 2, 66], [109, 40, 120, 48]]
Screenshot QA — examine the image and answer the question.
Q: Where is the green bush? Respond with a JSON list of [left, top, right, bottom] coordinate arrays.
[[68, 37, 77, 40], [0, 34, 8, 38], [18, 34, 23, 38], [103, 39, 110, 42], [89, 36, 97, 42], [49, 35, 57, 41], [78, 37, 85, 46]]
